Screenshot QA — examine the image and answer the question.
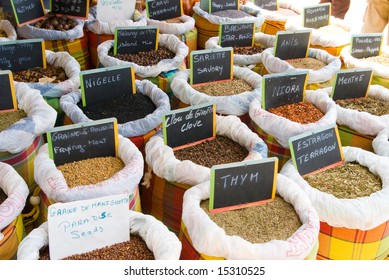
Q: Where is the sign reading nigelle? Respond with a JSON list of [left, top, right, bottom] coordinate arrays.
[[351, 33, 383, 59], [162, 103, 216, 149], [254, 0, 278, 11], [48, 194, 130, 260], [114, 26, 159, 55], [219, 21, 255, 48], [289, 125, 344, 176], [209, 158, 278, 213], [146, 0, 183, 20], [9, 0, 45, 26], [50, 0, 89, 19], [0, 70, 17, 112], [331, 68, 372, 101], [46, 118, 118, 166], [274, 30, 311, 60], [303, 3, 331, 29]]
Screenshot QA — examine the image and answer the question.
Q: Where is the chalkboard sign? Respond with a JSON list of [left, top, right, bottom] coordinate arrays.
[[262, 71, 308, 110], [114, 26, 159, 55], [274, 30, 311, 60], [209, 158, 278, 213], [146, 0, 183, 20], [47, 118, 118, 166], [254, 0, 277, 11], [289, 125, 344, 176], [50, 0, 89, 19], [350, 34, 383, 59], [219, 21, 255, 48], [331, 68, 372, 101], [201, 0, 239, 13], [80, 65, 136, 107], [0, 70, 17, 112], [162, 103, 216, 149], [190, 48, 233, 85], [303, 3, 331, 29], [0, 39, 46, 72], [9, 0, 45, 26]]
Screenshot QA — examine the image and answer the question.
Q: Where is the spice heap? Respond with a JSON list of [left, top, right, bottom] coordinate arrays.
[[39, 235, 154, 260], [56, 157, 125, 189], [0, 30, 7, 37], [110, 47, 175, 66], [163, 18, 182, 23], [13, 66, 68, 83], [233, 45, 264, 55], [361, 53, 389, 66], [211, 10, 254, 18], [317, 25, 347, 35], [335, 97, 389, 116], [174, 136, 248, 168], [268, 101, 324, 124], [32, 12, 77, 31], [0, 188, 7, 204], [304, 162, 382, 199], [79, 92, 156, 123], [286, 57, 327, 70], [193, 78, 253, 96], [200, 196, 302, 243], [0, 110, 27, 133]]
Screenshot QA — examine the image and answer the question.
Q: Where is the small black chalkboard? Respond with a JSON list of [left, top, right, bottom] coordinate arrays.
[[114, 26, 159, 55], [9, 0, 45, 26], [289, 125, 344, 176], [274, 30, 311, 60], [351, 34, 383, 59], [0, 70, 17, 112], [254, 0, 278, 11], [146, 0, 183, 20], [331, 69, 372, 101], [80, 65, 136, 107], [202, 0, 239, 13], [190, 48, 233, 85], [0, 39, 46, 72], [303, 3, 331, 29], [162, 103, 216, 149], [47, 118, 118, 166], [50, 0, 89, 19], [219, 21, 255, 48], [209, 158, 278, 213]]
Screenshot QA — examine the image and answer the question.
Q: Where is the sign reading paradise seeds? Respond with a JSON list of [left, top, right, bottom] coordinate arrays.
[[253, 0, 278, 11], [350, 33, 383, 59], [331, 68, 373, 101], [274, 30, 311, 60], [303, 3, 331, 29], [146, 0, 183, 20], [114, 26, 159, 55], [9, 0, 45, 26], [219, 21, 255, 48], [50, 0, 89, 19], [0, 70, 17, 112]]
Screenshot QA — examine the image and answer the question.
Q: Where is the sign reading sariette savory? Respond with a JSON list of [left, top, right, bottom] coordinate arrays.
[[303, 3, 331, 29], [219, 21, 255, 48], [274, 30, 311, 60], [46, 118, 119, 166], [162, 102, 216, 149], [331, 68, 373, 101], [80, 65, 136, 107], [146, 0, 183, 20], [262, 71, 308, 110], [209, 158, 278, 213], [350, 33, 383, 59], [114, 26, 159, 55], [190, 48, 233, 85], [9, 0, 45, 26], [50, 0, 89, 19], [0, 39, 46, 72], [253, 0, 278, 11], [289, 125, 344, 176], [200, 0, 239, 13], [0, 70, 17, 112]]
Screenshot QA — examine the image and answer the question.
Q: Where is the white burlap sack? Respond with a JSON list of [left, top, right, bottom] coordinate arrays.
[[205, 32, 276, 66], [281, 146, 389, 230], [145, 115, 268, 186], [182, 173, 320, 259], [0, 162, 29, 234], [17, 210, 181, 260], [97, 34, 188, 78], [373, 128, 389, 157], [0, 83, 57, 153], [261, 47, 341, 84], [249, 88, 337, 147], [245, 1, 302, 21], [85, 7, 147, 35], [34, 135, 144, 203], [60, 79, 170, 137], [170, 66, 262, 116], [145, 14, 195, 35], [0, 20, 17, 41], [13, 50, 81, 98]]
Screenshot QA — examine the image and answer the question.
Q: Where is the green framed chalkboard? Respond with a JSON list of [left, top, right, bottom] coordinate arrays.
[[114, 26, 159, 55], [50, 0, 89, 19], [274, 30, 311, 60], [10, 0, 45, 26], [218, 21, 255, 48], [331, 69, 372, 101], [303, 3, 331, 29], [0, 70, 17, 112], [350, 33, 383, 59], [146, 0, 183, 20]]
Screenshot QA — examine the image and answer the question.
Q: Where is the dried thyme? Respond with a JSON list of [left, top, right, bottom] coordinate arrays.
[[193, 78, 253, 96], [335, 96, 389, 116], [0, 110, 27, 132]]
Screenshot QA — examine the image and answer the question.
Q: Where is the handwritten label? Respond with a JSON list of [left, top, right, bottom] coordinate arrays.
[[48, 194, 129, 260], [262, 71, 308, 110], [351, 33, 383, 59], [146, 0, 183, 20], [303, 3, 331, 29], [190, 48, 233, 85], [289, 125, 344, 176], [47, 118, 118, 166], [209, 158, 278, 213], [114, 26, 159, 55], [162, 103, 216, 149], [96, 0, 136, 21], [80, 65, 136, 107], [9, 0, 45, 26], [331, 69, 372, 101], [200, 0, 239, 13], [0, 70, 17, 112], [274, 30, 311, 60], [0, 39, 46, 72], [50, 0, 89, 18], [254, 0, 277, 11], [219, 21, 255, 48]]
